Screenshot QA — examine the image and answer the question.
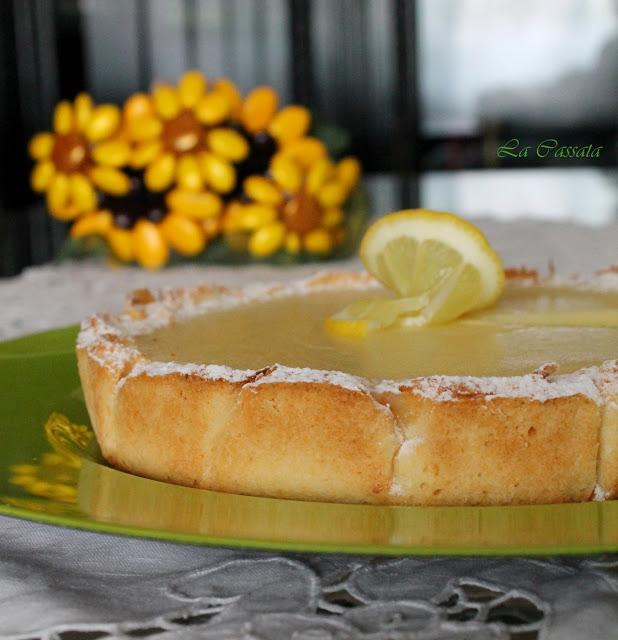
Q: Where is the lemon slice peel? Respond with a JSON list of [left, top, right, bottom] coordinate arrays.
[[326, 209, 505, 338]]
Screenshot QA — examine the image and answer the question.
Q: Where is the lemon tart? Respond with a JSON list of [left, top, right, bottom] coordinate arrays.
[[77, 267, 618, 506]]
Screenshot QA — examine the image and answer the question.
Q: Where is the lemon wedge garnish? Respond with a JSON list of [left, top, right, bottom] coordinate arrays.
[[325, 209, 505, 336]]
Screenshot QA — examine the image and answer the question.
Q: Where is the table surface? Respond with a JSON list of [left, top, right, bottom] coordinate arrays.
[[0, 218, 617, 640]]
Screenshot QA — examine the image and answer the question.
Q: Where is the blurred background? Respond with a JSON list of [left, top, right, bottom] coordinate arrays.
[[1, 0, 617, 276]]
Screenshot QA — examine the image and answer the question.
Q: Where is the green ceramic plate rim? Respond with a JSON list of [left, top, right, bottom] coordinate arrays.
[[1, 503, 614, 556], [0, 325, 616, 556]]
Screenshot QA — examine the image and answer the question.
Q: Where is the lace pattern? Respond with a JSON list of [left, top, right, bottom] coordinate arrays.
[[0, 518, 616, 639]]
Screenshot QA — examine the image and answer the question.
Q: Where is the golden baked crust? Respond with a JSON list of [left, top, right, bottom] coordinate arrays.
[[76, 269, 618, 506]]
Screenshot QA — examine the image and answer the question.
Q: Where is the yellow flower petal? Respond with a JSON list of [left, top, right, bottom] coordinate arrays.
[[153, 84, 181, 120], [29, 481, 54, 496], [195, 93, 230, 126], [10, 475, 36, 487], [248, 221, 286, 257], [303, 228, 333, 254], [213, 78, 243, 120], [176, 155, 204, 192], [28, 133, 55, 160], [238, 203, 278, 230], [70, 210, 113, 238], [89, 166, 131, 196], [178, 70, 207, 109], [133, 220, 170, 269], [242, 86, 278, 133], [74, 93, 94, 132], [123, 93, 154, 121], [53, 101, 73, 135], [144, 152, 176, 192], [69, 174, 97, 212], [127, 116, 163, 142], [86, 105, 121, 142], [200, 153, 235, 193], [130, 140, 162, 169], [243, 176, 282, 206], [317, 180, 348, 208], [108, 228, 135, 262], [166, 188, 222, 219], [284, 231, 301, 254], [50, 204, 82, 221], [202, 216, 221, 238], [46, 173, 71, 217], [91, 140, 131, 167], [280, 137, 327, 170], [161, 213, 206, 255], [306, 157, 334, 195], [222, 202, 245, 232], [207, 128, 249, 162], [269, 153, 302, 193], [321, 207, 344, 229], [40, 452, 64, 465], [336, 156, 361, 190], [30, 161, 56, 192], [268, 105, 311, 143], [47, 485, 78, 501], [9, 464, 37, 474]]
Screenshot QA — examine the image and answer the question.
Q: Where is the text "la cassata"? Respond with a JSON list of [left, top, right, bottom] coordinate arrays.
[[497, 138, 603, 159]]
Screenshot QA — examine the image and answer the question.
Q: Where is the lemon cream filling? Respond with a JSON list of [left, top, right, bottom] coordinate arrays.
[[133, 282, 618, 380]]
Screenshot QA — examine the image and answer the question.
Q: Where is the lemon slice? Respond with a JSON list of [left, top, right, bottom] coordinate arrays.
[[324, 296, 428, 338], [326, 209, 504, 336]]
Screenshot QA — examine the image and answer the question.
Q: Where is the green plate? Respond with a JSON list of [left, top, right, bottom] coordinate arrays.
[[0, 326, 616, 555]]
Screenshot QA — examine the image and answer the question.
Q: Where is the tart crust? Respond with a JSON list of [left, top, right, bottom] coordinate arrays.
[[76, 269, 618, 506]]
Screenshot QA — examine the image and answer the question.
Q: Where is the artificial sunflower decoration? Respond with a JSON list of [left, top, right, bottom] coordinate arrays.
[[223, 154, 361, 257], [69, 176, 216, 269], [121, 71, 248, 195], [28, 71, 366, 268], [29, 93, 131, 220]]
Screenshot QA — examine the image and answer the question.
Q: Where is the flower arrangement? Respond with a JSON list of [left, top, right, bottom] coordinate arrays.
[[28, 71, 365, 268]]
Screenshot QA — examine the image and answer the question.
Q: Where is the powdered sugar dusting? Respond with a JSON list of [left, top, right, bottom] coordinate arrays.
[[569, 266, 618, 292], [397, 437, 425, 456], [374, 369, 604, 403], [389, 482, 405, 497], [116, 360, 372, 395], [593, 485, 610, 501], [244, 365, 368, 394], [123, 272, 379, 338], [119, 360, 255, 387], [78, 272, 378, 351], [76, 316, 141, 371], [78, 269, 616, 403], [506, 265, 618, 293]]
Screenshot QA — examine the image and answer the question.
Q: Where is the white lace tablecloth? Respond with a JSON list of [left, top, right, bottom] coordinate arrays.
[[1, 219, 617, 640]]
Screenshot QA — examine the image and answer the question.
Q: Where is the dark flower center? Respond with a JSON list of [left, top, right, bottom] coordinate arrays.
[[51, 132, 91, 173], [282, 191, 322, 235], [228, 128, 278, 200], [162, 110, 204, 154], [100, 172, 167, 229]]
